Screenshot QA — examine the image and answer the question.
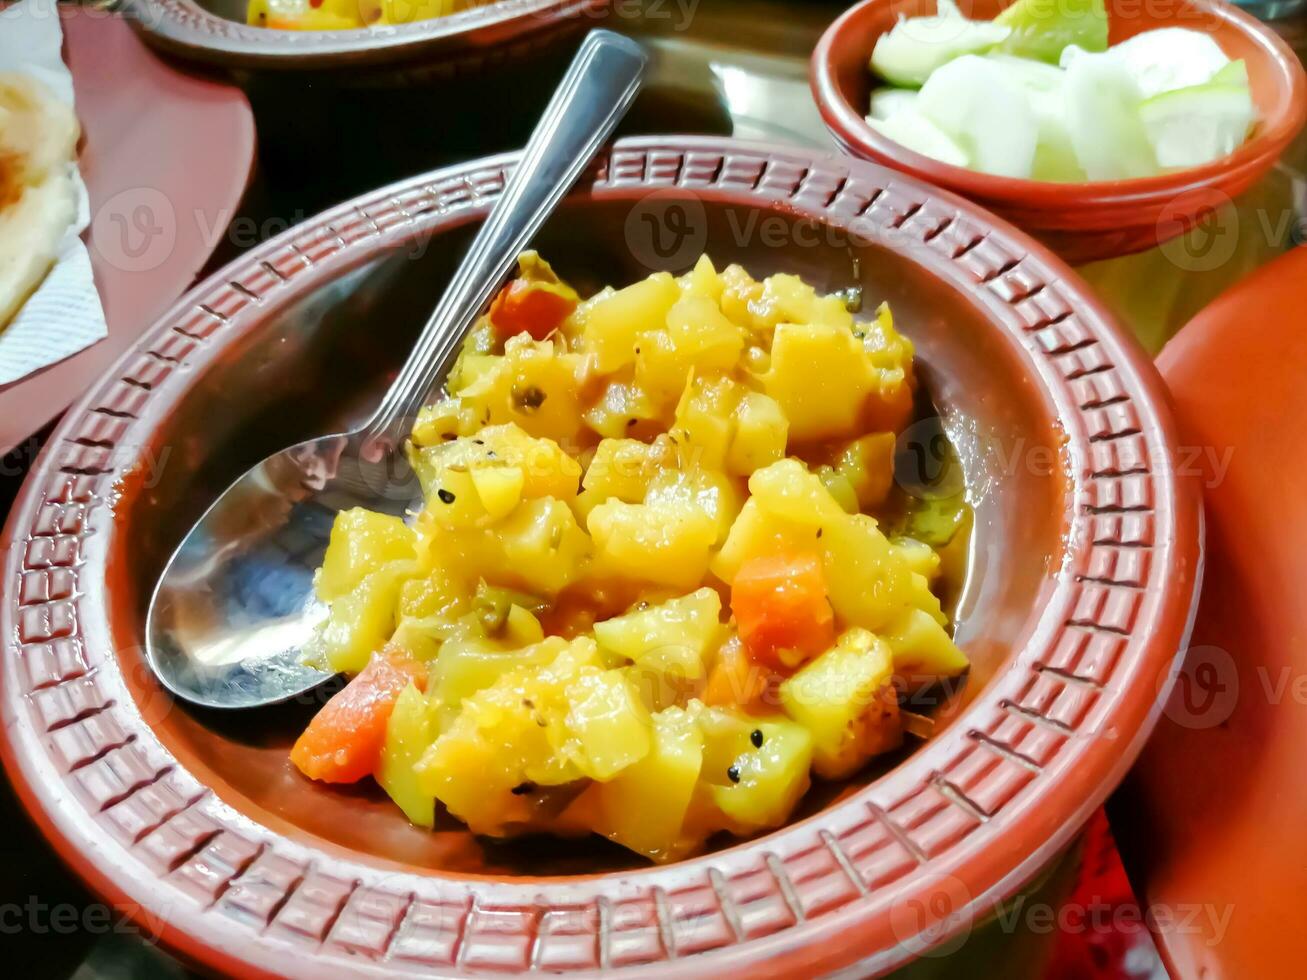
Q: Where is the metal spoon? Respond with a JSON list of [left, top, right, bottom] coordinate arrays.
[[146, 30, 648, 709]]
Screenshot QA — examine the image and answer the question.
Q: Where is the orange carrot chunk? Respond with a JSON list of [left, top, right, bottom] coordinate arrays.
[[488, 278, 578, 341], [703, 636, 768, 709], [730, 551, 836, 671], [290, 647, 426, 784]]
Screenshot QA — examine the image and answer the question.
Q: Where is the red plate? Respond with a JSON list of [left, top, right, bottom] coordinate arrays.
[[0, 9, 255, 456], [1113, 244, 1307, 978]]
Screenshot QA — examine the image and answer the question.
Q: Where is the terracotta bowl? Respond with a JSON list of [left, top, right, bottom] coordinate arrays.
[[810, 0, 1307, 263], [0, 136, 1199, 977], [124, 0, 608, 72]]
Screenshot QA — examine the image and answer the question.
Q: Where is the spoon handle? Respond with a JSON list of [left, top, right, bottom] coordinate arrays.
[[362, 29, 648, 456]]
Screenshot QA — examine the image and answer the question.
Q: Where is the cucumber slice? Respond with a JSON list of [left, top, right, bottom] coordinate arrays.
[[982, 53, 1084, 181], [1140, 74, 1255, 169], [917, 55, 1038, 177], [1063, 54, 1157, 180], [869, 87, 920, 122], [995, 0, 1107, 64], [1063, 28, 1230, 98], [1210, 59, 1250, 88], [1028, 88, 1086, 182], [867, 108, 969, 167], [870, 2, 1011, 87], [984, 52, 1066, 92]]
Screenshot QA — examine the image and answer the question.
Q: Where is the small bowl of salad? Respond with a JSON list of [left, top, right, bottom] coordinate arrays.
[[811, 0, 1307, 262]]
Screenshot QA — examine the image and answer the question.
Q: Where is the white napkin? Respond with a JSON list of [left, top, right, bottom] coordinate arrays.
[[0, 0, 107, 387]]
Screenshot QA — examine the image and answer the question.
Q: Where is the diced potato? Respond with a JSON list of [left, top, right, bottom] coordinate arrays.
[[817, 466, 861, 514], [411, 423, 581, 505], [581, 271, 680, 373], [377, 683, 437, 827], [759, 273, 856, 331], [563, 667, 651, 780], [678, 254, 724, 303], [453, 336, 587, 446], [727, 391, 787, 476], [635, 297, 744, 406], [582, 380, 665, 440], [646, 465, 745, 547], [819, 513, 914, 633], [697, 707, 814, 832], [883, 607, 969, 678], [762, 321, 877, 442], [718, 263, 764, 328], [587, 498, 717, 590], [311, 560, 413, 673], [461, 497, 592, 597], [593, 705, 704, 861], [747, 458, 848, 527], [582, 438, 665, 503], [835, 432, 898, 509], [593, 588, 723, 682], [779, 628, 900, 779], [317, 509, 416, 602], [430, 634, 569, 729], [410, 395, 478, 446], [416, 638, 603, 833], [470, 466, 525, 520], [671, 374, 740, 470], [891, 537, 940, 581]]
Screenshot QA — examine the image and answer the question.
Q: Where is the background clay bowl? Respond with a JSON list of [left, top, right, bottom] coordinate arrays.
[[124, 0, 609, 73], [0, 136, 1199, 977], [1111, 244, 1307, 978], [0, 9, 255, 456], [810, 0, 1307, 263]]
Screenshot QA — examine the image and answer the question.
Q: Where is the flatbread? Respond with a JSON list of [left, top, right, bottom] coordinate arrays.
[[0, 71, 80, 332]]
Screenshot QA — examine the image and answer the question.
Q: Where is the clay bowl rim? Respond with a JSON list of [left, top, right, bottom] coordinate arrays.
[[809, 0, 1307, 219], [122, 0, 610, 69], [0, 135, 1200, 977]]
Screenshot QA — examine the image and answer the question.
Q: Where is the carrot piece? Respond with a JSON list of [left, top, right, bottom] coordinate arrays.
[[703, 636, 768, 709], [730, 551, 836, 670], [290, 647, 426, 784], [488, 278, 577, 341]]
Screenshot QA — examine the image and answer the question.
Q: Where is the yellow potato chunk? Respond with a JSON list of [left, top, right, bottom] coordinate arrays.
[[453, 336, 586, 446], [635, 296, 744, 406], [581, 271, 679, 373], [779, 628, 901, 779], [592, 588, 723, 682], [883, 607, 969, 679], [697, 707, 814, 833], [671, 374, 741, 471], [452, 497, 591, 597], [762, 321, 877, 443], [678, 254, 724, 303], [311, 560, 412, 673], [834, 432, 898, 510], [563, 667, 651, 780], [378, 683, 437, 828], [587, 498, 717, 590], [727, 391, 788, 476], [582, 437, 666, 503], [317, 509, 416, 602], [593, 705, 704, 862]]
